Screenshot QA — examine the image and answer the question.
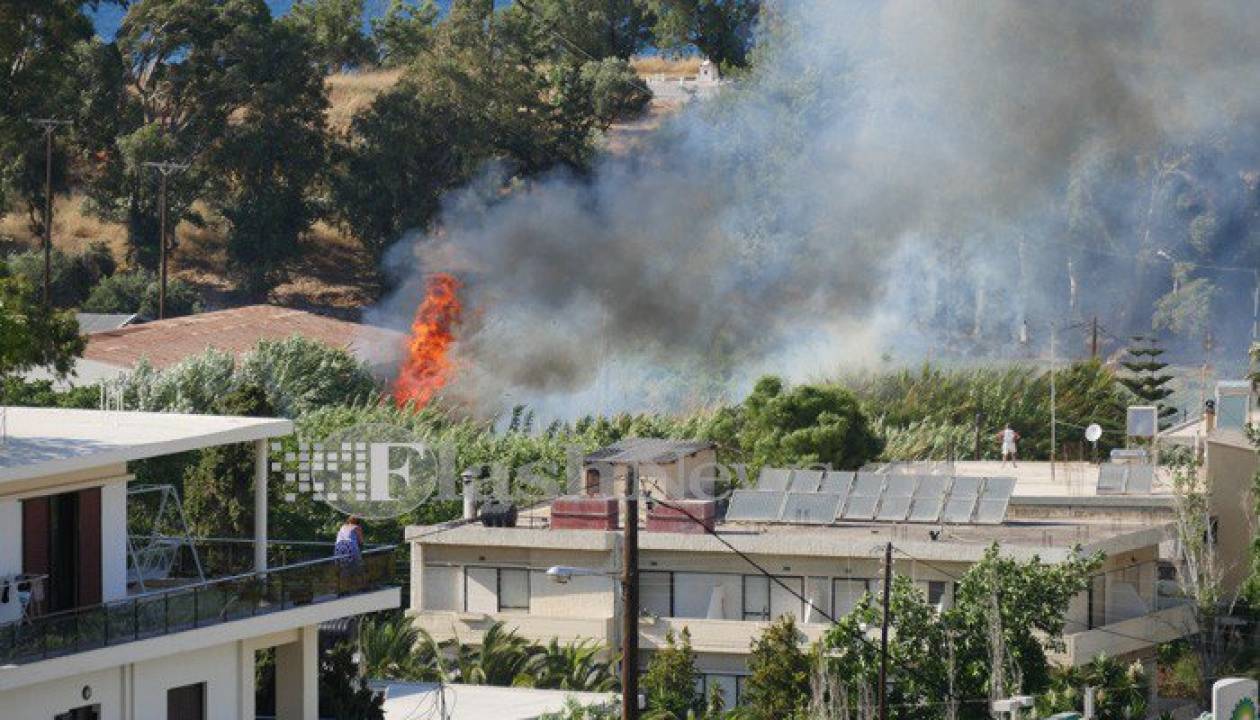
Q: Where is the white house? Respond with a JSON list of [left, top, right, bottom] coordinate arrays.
[[0, 406, 400, 720]]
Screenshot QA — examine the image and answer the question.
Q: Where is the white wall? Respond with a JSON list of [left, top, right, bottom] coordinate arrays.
[[0, 667, 123, 720], [131, 642, 240, 720], [0, 499, 20, 578], [1, 638, 255, 720], [101, 479, 128, 602]]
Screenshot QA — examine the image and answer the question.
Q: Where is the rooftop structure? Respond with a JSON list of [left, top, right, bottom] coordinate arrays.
[[0, 406, 400, 719], [408, 455, 1199, 708], [81, 304, 403, 371]]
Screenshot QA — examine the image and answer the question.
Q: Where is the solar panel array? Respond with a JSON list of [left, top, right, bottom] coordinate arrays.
[[727, 468, 1017, 525], [1096, 462, 1156, 495]]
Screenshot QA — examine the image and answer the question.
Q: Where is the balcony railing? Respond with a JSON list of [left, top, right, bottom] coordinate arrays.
[[0, 546, 397, 664]]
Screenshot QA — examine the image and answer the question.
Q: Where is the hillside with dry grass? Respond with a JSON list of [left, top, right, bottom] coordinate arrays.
[[0, 60, 697, 316]]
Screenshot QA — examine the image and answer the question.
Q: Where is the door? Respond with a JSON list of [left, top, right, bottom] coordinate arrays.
[[23, 488, 103, 615], [167, 682, 206, 720]]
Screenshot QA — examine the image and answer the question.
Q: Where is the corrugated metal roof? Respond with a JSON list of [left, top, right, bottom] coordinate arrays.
[[76, 312, 137, 334], [583, 437, 714, 463]]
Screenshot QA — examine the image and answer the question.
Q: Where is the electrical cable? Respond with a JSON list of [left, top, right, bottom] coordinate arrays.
[[646, 495, 972, 711]]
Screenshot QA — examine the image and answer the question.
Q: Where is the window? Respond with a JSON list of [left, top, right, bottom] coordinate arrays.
[[700, 674, 743, 708], [743, 576, 769, 620], [926, 581, 947, 609], [832, 579, 874, 617], [464, 567, 530, 614], [641, 571, 673, 617], [167, 682, 205, 720], [743, 575, 803, 621], [674, 573, 741, 619], [499, 569, 530, 612]]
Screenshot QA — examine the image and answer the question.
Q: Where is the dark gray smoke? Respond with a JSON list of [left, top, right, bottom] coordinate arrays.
[[367, 0, 1260, 419]]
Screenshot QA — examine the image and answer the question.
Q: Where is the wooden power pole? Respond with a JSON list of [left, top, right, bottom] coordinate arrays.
[[622, 465, 640, 720], [142, 161, 188, 319], [31, 118, 71, 306]]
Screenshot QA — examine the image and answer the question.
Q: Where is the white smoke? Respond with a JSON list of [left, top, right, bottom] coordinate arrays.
[[368, 0, 1260, 419]]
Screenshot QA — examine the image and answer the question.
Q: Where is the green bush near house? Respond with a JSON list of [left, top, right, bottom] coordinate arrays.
[[81, 268, 202, 319]]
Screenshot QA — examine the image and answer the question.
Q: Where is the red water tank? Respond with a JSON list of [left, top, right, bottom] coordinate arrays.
[[550, 495, 620, 530], [647, 499, 717, 534]]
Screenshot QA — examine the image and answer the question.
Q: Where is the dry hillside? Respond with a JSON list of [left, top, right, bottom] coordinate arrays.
[[0, 60, 694, 314]]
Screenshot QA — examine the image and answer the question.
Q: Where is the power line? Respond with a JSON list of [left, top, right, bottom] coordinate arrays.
[[888, 545, 1191, 651], [647, 495, 969, 711]]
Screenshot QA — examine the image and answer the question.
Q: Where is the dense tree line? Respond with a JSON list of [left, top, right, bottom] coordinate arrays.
[[0, 0, 759, 302]]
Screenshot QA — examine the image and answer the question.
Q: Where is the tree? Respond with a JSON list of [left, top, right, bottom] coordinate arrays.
[[182, 383, 275, 541], [331, 84, 472, 265], [818, 545, 1102, 719], [371, 0, 439, 67], [0, 265, 84, 384], [1037, 655, 1149, 720], [742, 615, 810, 719], [647, 0, 760, 69], [0, 1, 94, 223], [319, 642, 386, 720], [737, 375, 884, 471], [518, 638, 619, 692], [580, 57, 653, 126], [641, 627, 699, 719], [80, 269, 203, 319], [1152, 264, 1218, 349], [357, 612, 425, 680], [1118, 335, 1176, 426], [507, 0, 654, 60], [334, 1, 629, 269], [209, 19, 329, 297], [286, 0, 376, 71]]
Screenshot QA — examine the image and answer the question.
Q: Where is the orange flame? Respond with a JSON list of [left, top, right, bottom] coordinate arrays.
[[393, 273, 463, 408]]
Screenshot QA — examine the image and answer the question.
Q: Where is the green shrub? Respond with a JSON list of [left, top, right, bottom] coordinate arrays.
[[846, 359, 1130, 461], [112, 338, 379, 417], [81, 269, 202, 319], [4, 242, 116, 308]]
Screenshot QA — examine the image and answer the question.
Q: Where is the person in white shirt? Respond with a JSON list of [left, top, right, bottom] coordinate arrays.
[[997, 425, 1020, 466]]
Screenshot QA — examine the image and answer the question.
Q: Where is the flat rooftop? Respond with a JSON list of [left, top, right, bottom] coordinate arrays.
[[379, 682, 613, 720], [942, 460, 1174, 498], [0, 406, 292, 483], [410, 512, 1169, 563]]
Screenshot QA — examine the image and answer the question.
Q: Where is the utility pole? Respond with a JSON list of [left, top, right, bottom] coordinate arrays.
[[143, 161, 188, 319], [1252, 270, 1258, 343], [621, 465, 640, 720], [1090, 316, 1099, 359], [878, 541, 892, 720], [1050, 326, 1057, 484], [973, 411, 984, 460], [31, 118, 71, 306]]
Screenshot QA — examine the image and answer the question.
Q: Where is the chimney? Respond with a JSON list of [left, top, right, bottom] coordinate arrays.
[[461, 467, 478, 521], [1204, 399, 1217, 434]]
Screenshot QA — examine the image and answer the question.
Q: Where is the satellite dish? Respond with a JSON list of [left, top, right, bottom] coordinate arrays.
[[1085, 423, 1103, 443]]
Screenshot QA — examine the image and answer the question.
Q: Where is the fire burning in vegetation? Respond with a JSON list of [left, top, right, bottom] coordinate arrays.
[[393, 273, 463, 408]]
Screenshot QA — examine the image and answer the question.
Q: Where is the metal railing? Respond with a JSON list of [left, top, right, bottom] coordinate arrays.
[[0, 546, 397, 664]]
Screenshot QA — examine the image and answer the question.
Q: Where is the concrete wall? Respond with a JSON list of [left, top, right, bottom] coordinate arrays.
[[1204, 437, 1258, 594], [0, 464, 129, 603], [0, 625, 323, 720], [413, 531, 1182, 672]]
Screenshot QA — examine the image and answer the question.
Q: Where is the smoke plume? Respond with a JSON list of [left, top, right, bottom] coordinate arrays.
[[368, 0, 1260, 419]]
